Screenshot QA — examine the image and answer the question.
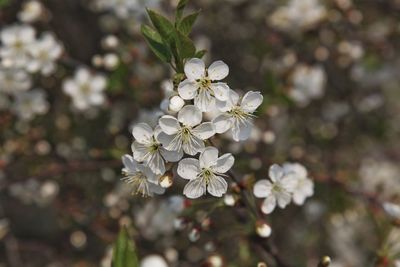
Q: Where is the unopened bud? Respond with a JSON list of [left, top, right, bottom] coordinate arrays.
[[257, 262, 267, 267], [169, 95, 185, 112], [92, 55, 103, 67], [159, 171, 173, 188], [207, 254, 223, 267], [318, 256, 331, 267], [256, 221, 272, 238], [224, 194, 236, 206], [102, 35, 119, 49], [103, 53, 119, 70]]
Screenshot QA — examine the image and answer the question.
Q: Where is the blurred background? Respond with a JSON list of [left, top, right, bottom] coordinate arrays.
[[0, 0, 400, 266]]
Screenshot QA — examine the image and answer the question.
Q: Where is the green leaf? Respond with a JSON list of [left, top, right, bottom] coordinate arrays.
[[141, 25, 171, 62], [112, 227, 139, 267], [178, 11, 200, 35], [146, 9, 175, 42], [0, 0, 10, 7], [175, 31, 196, 60], [176, 0, 189, 22], [194, 49, 207, 59]]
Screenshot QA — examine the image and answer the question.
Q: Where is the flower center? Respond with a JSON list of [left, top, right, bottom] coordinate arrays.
[[228, 106, 251, 120], [180, 126, 193, 144], [123, 171, 150, 197], [197, 78, 212, 91], [199, 168, 214, 185]]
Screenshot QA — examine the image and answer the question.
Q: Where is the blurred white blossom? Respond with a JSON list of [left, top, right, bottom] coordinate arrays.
[[27, 33, 63, 75], [269, 0, 327, 31], [63, 68, 107, 110], [0, 24, 36, 68], [289, 64, 326, 107], [18, 0, 44, 23], [254, 164, 297, 214], [12, 89, 49, 120]]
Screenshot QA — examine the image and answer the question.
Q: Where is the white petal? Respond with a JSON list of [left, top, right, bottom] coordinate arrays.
[[276, 191, 292, 208], [178, 105, 202, 127], [212, 114, 232, 134], [184, 58, 205, 81], [281, 176, 298, 193], [131, 142, 148, 162], [90, 76, 106, 91], [177, 158, 200, 180], [199, 147, 219, 169], [160, 147, 183, 162], [261, 195, 276, 214], [207, 175, 228, 197], [178, 79, 197, 100], [146, 151, 165, 175], [76, 68, 90, 83], [132, 123, 153, 144], [253, 180, 273, 198], [214, 153, 234, 173], [192, 122, 215, 140], [210, 82, 230, 101], [156, 131, 174, 149], [293, 191, 307, 206], [122, 154, 137, 172], [149, 183, 166, 195], [241, 91, 263, 113], [88, 93, 105, 105], [231, 118, 253, 142], [194, 89, 215, 112], [216, 89, 238, 112], [207, 60, 229, 81], [183, 178, 206, 199], [269, 164, 283, 182], [159, 115, 180, 135], [63, 80, 78, 95], [182, 135, 204, 156]]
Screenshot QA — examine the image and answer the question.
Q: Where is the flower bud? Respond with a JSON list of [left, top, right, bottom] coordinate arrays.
[[256, 221, 272, 238], [159, 171, 173, 188], [318, 256, 331, 267], [103, 53, 119, 70], [224, 194, 236, 206], [102, 35, 119, 49], [169, 96, 185, 112], [257, 263, 267, 267]]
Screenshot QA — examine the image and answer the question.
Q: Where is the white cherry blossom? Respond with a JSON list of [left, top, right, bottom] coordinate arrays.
[[18, 1, 44, 23], [178, 58, 230, 112], [0, 24, 36, 68], [213, 90, 263, 142], [289, 64, 326, 107], [158, 105, 215, 155], [121, 154, 164, 197], [0, 68, 31, 94], [177, 147, 234, 199], [131, 123, 183, 175], [283, 163, 314, 205], [253, 164, 297, 214], [12, 89, 49, 120], [27, 33, 63, 75], [63, 68, 107, 110]]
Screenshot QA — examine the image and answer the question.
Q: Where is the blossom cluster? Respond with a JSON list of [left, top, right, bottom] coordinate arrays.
[[122, 58, 263, 198], [0, 21, 62, 120]]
